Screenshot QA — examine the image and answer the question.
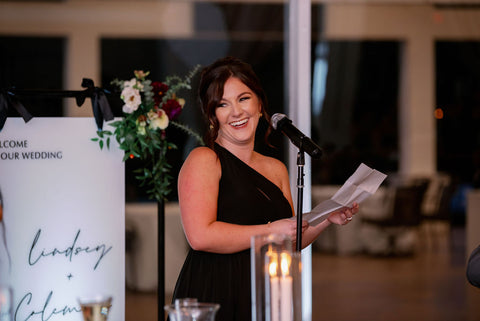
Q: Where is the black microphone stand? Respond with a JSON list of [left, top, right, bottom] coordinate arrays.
[[295, 148, 305, 252]]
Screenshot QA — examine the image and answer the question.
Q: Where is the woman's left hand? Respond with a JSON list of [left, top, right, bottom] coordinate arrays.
[[327, 202, 359, 225]]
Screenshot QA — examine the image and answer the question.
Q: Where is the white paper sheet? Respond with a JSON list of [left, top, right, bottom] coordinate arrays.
[[301, 163, 387, 226]]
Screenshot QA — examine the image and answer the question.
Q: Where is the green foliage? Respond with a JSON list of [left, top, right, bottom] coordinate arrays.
[[93, 67, 203, 202]]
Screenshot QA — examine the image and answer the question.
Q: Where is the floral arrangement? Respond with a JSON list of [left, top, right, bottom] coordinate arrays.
[[93, 68, 203, 202]]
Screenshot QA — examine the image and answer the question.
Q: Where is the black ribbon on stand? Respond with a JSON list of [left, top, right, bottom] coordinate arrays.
[[0, 78, 114, 131], [82, 78, 114, 130], [0, 91, 33, 131]]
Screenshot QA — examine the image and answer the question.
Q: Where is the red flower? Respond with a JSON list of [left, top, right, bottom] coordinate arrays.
[[137, 114, 147, 122], [162, 99, 183, 120], [152, 81, 169, 105]]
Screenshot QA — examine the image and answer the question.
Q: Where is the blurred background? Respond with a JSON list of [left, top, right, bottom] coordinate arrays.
[[1, 0, 480, 320]]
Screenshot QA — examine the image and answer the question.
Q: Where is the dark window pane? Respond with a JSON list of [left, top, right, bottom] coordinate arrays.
[[0, 36, 64, 117], [436, 41, 480, 185], [311, 41, 400, 185]]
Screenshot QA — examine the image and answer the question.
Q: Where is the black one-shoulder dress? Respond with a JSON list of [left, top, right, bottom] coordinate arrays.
[[172, 143, 293, 321]]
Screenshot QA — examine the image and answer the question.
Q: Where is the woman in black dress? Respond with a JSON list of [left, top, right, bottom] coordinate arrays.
[[172, 56, 358, 321]]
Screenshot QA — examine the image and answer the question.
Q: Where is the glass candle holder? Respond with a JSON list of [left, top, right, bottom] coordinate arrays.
[[251, 234, 302, 321], [78, 295, 112, 321], [0, 285, 13, 321], [164, 301, 220, 321]]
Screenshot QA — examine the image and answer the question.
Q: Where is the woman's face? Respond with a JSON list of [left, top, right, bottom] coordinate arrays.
[[214, 77, 262, 147]]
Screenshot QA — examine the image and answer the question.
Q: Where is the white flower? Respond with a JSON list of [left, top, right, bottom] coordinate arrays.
[[137, 125, 146, 136], [178, 98, 186, 108], [121, 86, 141, 113], [150, 109, 169, 130], [147, 109, 158, 120], [124, 78, 144, 91], [124, 78, 137, 88], [135, 115, 147, 135]]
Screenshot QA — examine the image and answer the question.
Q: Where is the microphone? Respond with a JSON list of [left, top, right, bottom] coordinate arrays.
[[271, 113, 322, 159]]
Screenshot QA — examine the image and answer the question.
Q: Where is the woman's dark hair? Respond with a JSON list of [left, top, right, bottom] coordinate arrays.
[[198, 56, 271, 148]]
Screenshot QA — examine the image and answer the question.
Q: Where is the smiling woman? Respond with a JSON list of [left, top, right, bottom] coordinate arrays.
[[214, 77, 262, 149], [171, 56, 358, 321], [197, 56, 271, 150]]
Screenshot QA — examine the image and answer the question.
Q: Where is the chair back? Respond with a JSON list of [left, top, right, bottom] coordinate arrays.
[[391, 180, 429, 226]]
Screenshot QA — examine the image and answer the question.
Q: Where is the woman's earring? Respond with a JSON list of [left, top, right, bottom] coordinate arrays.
[[259, 113, 263, 117], [209, 124, 214, 130]]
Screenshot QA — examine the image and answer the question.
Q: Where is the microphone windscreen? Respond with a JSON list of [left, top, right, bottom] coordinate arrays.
[[271, 113, 287, 130]]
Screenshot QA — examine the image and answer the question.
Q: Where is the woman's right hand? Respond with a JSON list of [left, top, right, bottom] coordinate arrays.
[[268, 218, 309, 247]]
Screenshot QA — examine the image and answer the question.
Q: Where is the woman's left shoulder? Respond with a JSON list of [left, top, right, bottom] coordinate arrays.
[[255, 153, 293, 205], [260, 153, 287, 168], [255, 153, 289, 176]]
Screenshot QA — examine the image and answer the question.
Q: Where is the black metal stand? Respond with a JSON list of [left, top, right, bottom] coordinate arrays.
[[157, 200, 165, 321], [295, 150, 305, 252]]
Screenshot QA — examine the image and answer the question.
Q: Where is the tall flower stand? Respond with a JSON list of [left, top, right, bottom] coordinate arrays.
[[158, 200, 165, 321]]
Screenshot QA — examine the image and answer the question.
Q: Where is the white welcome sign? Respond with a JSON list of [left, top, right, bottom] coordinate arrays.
[[0, 118, 125, 321]]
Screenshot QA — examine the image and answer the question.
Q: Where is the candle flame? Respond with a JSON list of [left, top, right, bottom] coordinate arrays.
[[280, 252, 291, 276], [269, 260, 278, 277]]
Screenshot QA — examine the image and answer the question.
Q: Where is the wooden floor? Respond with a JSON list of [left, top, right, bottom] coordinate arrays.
[[126, 226, 480, 321]]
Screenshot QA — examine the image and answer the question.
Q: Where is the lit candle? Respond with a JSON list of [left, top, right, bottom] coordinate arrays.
[[269, 259, 280, 321], [280, 252, 293, 321]]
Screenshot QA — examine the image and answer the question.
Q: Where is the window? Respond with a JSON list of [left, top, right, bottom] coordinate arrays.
[[0, 36, 65, 117], [311, 40, 400, 185]]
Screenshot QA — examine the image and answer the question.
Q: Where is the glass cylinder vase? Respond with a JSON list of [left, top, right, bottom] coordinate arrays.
[[0, 285, 13, 321], [251, 234, 302, 321], [164, 301, 220, 321], [77, 295, 112, 321]]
